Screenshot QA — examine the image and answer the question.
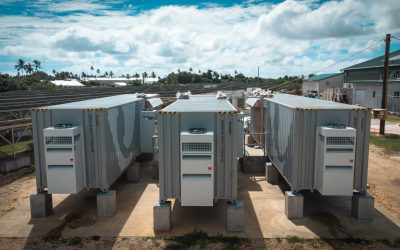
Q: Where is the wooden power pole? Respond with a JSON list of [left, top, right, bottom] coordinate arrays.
[[379, 34, 391, 135]]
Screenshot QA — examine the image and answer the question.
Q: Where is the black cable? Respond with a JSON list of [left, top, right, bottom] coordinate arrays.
[[391, 35, 400, 41]]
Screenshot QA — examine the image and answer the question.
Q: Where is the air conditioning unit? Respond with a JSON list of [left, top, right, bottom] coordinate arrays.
[[43, 126, 85, 194], [180, 129, 214, 206], [315, 125, 356, 196]]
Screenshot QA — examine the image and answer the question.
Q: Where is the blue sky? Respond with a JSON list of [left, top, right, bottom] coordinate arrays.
[[0, 0, 399, 78]]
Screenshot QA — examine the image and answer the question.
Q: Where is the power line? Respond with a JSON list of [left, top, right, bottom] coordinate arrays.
[[311, 38, 384, 75], [268, 37, 385, 91], [391, 35, 400, 41]]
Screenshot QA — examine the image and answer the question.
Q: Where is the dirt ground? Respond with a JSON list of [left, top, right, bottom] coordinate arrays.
[[367, 145, 400, 220], [0, 145, 399, 249], [0, 235, 399, 250]]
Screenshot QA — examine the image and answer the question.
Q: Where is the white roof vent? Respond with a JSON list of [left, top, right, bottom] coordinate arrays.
[[216, 91, 228, 99], [252, 88, 273, 98], [176, 91, 191, 99]]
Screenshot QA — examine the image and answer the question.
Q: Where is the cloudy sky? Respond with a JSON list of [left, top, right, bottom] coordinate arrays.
[[0, 0, 399, 78]]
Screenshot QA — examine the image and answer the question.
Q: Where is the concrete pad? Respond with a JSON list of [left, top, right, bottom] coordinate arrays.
[[266, 162, 280, 185], [351, 192, 375, 220], [227, 201, 244, 232], [153, 201, 171, 231], [30, 191, 53, 218], [97, 190, 116, 218], [0, 160, 399, 240], [126, 162, 140, 182]]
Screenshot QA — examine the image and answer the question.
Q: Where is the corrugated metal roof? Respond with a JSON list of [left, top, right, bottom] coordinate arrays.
[[245, 97, 259, 107], [265, 94, 366, 110], [162, 95, 237, 112], [343, 50, 400, 70], [147, 98, 163, 108], [45, 94, 140, 109], [50, 79, 84, 87], [305, 73, 341, 81]]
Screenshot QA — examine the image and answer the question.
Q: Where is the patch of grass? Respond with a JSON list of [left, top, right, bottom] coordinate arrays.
[[369, 132, 400, 152], [68, 237, 83, 246], [287, 236, 304, 244], [386, 115, 400, 123], [165, 231, 248, 250], [91, 235, 101, 241], [0, 138, 33, 155]]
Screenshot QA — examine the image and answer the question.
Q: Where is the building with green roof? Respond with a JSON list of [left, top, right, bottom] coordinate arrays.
[[343, 50, 400, 112], [302, 73, 344, 97]]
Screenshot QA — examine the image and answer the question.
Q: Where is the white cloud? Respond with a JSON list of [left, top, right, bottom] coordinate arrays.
[[0, 0, 399, 77]]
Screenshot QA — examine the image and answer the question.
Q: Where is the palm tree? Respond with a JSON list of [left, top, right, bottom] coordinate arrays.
[[189, 68, 193, 72], [126, 73, 130, 79], [24, 63, 33, 75], [52, 69, 57, 76], [134, 72, 139, 78], [104, 71, 109, 78], [90, 66, 94, 77], [151, 71, 156, 78], [14, 59, 25, 76], [33, 60, 41, 72], [142, 71, 148, 84], [234, 70, 238, 76], [96, 69, 100, 77], [109, 71, 114, 78]]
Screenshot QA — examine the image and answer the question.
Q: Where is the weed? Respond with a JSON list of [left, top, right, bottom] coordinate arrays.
[[287, 236, 304, 244], [68, 237, 83, 246], [165, 231, 248, 250], [91, 235, 101, 241]]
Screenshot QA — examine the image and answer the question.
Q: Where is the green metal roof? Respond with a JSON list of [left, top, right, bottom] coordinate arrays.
[[343, 50, 400, 71], [305, 73, 341, 81]]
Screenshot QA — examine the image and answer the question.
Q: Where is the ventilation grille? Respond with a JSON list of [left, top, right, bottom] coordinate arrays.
[[182, 142, 212, 152], [326, 137, 354, 145], [45, 136, 73, 145]]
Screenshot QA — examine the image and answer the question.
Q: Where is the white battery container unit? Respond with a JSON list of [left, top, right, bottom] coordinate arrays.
[[43, 126, 85, 194], [315, 126, 356, 196], [180, 130, 214, 206]]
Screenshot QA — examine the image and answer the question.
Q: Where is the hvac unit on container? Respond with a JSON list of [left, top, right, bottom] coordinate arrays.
[[30, 94, 162, 218], [260, 94, 374, 220], [153, 92, 245, 232]]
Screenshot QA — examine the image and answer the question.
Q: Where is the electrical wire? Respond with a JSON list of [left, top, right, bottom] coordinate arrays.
[[310, 38, 385, 75], [268, 37, 385, 91], [392, 35, 400, 41]]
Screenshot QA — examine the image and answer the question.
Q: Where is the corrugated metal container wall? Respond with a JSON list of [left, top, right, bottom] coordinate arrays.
[[32, 95, 144, 191], [262, 94, 370, 193], [246, 98, 265, 147], [158, 111, 241, 201]]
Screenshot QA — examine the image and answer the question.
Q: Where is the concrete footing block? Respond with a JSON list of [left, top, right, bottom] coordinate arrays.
[[266, 162, 280, 184], [351, 192, 374, 220], [227, 201, 244, 232], [97, 190, 117, 218], [0, 156, 31, 173], [30, 191, 53, 218], [285, 191, 303, 219], [126, 162, 140, 182], [153, 201, 171, 231]]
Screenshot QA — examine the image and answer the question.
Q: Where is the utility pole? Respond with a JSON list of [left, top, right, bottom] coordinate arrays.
[[379, 34, 391, 135], [257, 66, 260, 87]]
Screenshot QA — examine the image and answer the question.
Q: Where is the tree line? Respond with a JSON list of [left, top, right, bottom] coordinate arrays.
[[0, 59, 303, 92]]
